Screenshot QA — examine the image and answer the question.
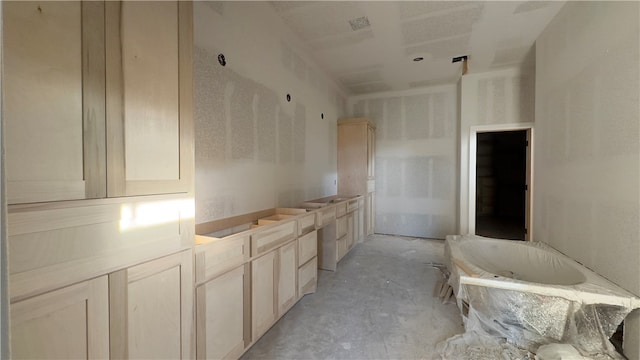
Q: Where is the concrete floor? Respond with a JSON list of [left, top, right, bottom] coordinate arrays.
[[242, 234, 465, 359]]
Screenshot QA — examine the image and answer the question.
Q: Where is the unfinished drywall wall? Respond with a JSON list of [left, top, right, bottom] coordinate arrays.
[[534, 2, 640, 358], [459, 61, 535, 235], [350, 85, 458, 239], [194, 2, 347, 224]]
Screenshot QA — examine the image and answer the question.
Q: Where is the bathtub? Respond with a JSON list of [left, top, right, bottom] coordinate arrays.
[[445, 234, 640, 357]]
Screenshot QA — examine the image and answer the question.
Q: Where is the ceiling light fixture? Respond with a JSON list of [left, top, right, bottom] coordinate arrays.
[[413, 57, 424, 62]]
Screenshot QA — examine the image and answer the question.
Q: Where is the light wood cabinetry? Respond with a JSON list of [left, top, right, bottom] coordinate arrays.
[[3, 1, 105, 204], [338, 118, 376, 236], [196, 265, 248, 360], [109, 250, 194, 360], [106, 1, 193, 197], [4, 1, 196, 359], [10, 276, 109, 360], [195, 208, 319, 358], [3, 0, 193, 204], [278, 241, 298, 314], [194, 233, 250, 360], [251, 250, 277, 340]]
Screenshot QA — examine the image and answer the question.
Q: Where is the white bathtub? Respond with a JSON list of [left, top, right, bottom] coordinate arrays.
[[445, 234, 640, 357]]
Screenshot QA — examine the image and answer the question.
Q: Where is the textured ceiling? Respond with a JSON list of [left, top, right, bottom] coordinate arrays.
[[271, 1, 565, 95]]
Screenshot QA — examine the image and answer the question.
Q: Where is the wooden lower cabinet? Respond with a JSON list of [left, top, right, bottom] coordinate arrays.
[[298, 257, 318, 296], [277, 241, 298, 315], [110, 250, 194, 360], [196, 265, 248, 360], [251, 250, 277, 340], [347, 213, 355, 250], [10, 276, 110, 359]]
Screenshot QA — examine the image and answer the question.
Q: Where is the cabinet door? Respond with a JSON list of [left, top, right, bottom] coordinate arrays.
[[106, 1, 193, 197], [110, 250, 194, 359], [196, 265, 247, 360], [11, 276, 109, 359], [347, 213, 355, 250], [367, 125, 375, 179], [278, 241, 297, 315], [251, 251, 277, 340], [3, 1, 106, 204], [366, 192, 375, 236]]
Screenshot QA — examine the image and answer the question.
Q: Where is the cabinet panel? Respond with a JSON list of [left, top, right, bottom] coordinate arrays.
[[4, 1, 106, 204], [106, 1, 193, 196], [366, 192, 375, 236], [10, 276, 109, 359], [278, 241, 297, 315], [196, 265, 246, 360], [336, 216, 347, 239], [297, 213, 316, 236], [110, 250, 194, 359], [251, 251, 276, 340], [336, 237, 347, 262], [298, 230, 317, 265], [347, 213, 355, 250], [122, 1, 179, 182], [298, 257, 317, 297], [367, 125, 375, 179]]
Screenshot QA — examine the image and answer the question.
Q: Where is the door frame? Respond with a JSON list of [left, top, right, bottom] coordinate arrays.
[[468, 123, 534, 240]]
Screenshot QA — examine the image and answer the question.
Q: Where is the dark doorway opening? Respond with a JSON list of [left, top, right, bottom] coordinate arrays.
[[475, 130, 527, 240]]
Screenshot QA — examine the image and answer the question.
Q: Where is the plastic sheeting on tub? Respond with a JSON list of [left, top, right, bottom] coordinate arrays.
[[440, 235, 640, 360]]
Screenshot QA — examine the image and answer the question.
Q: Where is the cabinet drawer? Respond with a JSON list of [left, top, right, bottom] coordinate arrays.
[[316, 207, 336, 228], [336, 203, 347, 217], [298, 257, 317, 297], [251, 221, 296, 257], [347, 199, 358, 212], [336, 216, 347, 239], [297, 213, 316, 236], [298, 230, 317, 265], [194, 234, 249, 285]]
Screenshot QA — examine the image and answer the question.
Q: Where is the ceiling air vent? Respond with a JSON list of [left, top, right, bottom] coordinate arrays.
[[348, 16, 371, 31]]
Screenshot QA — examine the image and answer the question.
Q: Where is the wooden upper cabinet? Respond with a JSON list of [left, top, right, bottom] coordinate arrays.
[[3, 2, 106, 204], [3, 1, 193, 203], [337, 118, 376, 196], [106, 1, 193, 197]]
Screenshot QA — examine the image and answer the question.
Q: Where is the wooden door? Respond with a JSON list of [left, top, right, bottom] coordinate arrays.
[[251, 251, 277, 340], [106, 1, 193, 197], [10, 276, 109, 359], [196, 265, 247, 360], [3, 1, 106, 204], [109, 250, 194, 359], [277, 241, 297, 315]]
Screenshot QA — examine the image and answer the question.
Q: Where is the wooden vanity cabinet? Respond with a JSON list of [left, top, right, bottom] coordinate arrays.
[[196, 265, 248, 360]]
